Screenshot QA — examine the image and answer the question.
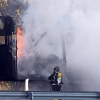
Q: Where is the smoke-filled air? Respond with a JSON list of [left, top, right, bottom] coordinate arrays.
[[17, 0, 100, 91]]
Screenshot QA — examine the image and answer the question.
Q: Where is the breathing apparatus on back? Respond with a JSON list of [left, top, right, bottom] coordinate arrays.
[[53, 66, 62, 85]]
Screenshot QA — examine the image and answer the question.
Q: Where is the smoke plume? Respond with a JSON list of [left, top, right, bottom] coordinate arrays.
[[17, 0, 100, 91]]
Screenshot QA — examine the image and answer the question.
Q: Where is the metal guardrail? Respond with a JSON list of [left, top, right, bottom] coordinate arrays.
[[0, 92, 100, 100]]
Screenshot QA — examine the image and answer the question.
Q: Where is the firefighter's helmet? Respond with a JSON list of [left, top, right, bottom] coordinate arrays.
[[54, 66, 59, 72]]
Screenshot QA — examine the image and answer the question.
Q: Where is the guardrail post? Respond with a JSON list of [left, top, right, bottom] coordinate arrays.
[[27, 92, 33, 100], [30, 92, 33, 100]]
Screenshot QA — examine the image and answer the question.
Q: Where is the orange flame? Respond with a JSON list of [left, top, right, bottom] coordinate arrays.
[[17, 27, 22, 35], [17, 27, 23, 58]]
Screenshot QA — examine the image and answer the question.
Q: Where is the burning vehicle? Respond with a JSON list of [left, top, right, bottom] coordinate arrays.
[[0, 15, 49, 81]]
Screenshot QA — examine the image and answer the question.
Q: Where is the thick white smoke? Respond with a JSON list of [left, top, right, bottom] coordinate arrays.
[[18, 0, 100, 91], [67, 0, 100, 91], [21, 0, 71, 58]]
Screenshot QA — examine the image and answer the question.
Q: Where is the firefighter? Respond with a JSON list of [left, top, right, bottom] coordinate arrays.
[[48, 66, 63, 91]]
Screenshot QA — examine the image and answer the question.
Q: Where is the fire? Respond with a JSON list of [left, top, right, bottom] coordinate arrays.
[[17, 27, 22, 35], [17, 26, 23, 58]]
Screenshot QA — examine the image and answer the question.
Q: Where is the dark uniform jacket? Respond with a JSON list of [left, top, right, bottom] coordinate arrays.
[[48, 71, 63, 85]]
